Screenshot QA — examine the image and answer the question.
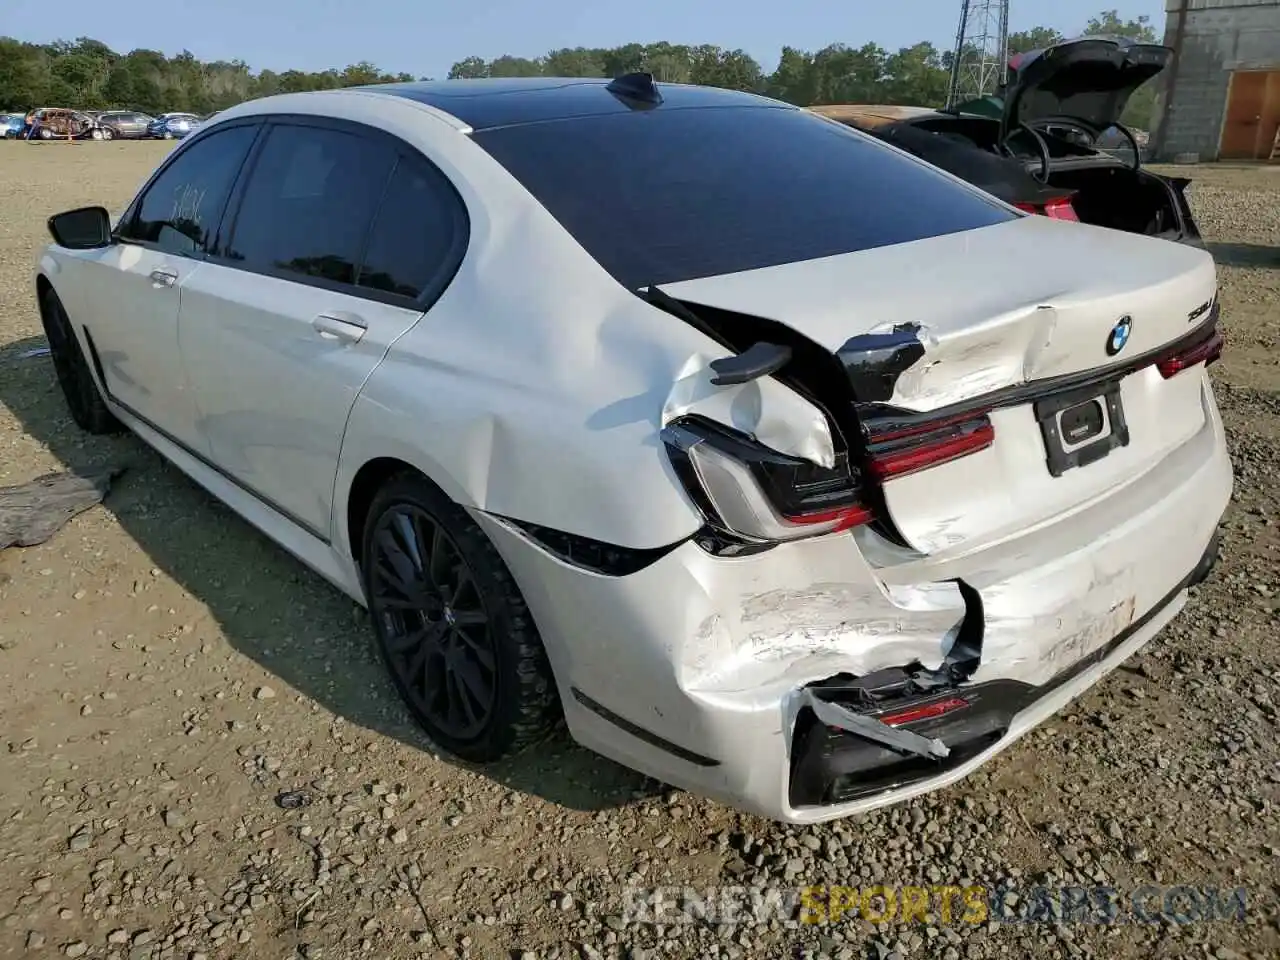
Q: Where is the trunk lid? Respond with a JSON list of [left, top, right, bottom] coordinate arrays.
[[1001, 36, 1172, 139], [661, 215, 1217, 555]]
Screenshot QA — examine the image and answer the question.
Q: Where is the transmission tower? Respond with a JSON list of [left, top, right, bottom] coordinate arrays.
[[946, 0, 1010, 109]]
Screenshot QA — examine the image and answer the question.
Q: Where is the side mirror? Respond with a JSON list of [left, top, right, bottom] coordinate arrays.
[[47, 206, 113, 250]]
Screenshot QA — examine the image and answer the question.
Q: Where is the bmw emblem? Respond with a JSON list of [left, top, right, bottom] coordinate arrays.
[[1105, 316, 1133, 356]]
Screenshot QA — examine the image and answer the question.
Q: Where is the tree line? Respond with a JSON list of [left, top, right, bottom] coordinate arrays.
[[0, 10, 1159, 127]]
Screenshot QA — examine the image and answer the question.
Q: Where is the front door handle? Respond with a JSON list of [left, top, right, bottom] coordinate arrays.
[[313, 313, 367, 344], [150, 268, 177, 288]]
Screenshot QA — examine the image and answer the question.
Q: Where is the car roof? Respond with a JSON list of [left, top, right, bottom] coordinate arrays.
[[359, 77, 787, 131]]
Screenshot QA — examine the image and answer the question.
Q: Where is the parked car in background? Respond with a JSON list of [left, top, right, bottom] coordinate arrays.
[[35, 76, 1229, 822], [810, 36, 1200, 245], [147, 113, 201, 139], [1, 113, 25, 138], [96, 111, 155, 140], [22, 108, 107, 141]]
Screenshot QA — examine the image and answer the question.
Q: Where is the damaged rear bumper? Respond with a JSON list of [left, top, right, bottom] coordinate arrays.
[[789, 569, 1199, 809], [473, 376, 1231, 823]]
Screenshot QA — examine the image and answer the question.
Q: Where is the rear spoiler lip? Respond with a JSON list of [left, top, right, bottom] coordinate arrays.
[[850, 303, 1220, 434]]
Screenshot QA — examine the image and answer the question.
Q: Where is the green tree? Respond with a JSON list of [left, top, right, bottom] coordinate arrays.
[[448, 56, 489, 79], [1007, 27, 1065, 55], [0, 12, 1170, 118]]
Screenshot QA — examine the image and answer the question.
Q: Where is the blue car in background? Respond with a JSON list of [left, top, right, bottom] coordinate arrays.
[[147, 112, 201, 139], [1, 113, 26, 138]]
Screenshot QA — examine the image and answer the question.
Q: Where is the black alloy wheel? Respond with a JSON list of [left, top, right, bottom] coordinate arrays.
[[39, 289, 122, 434], [361, 473, 559, 761]]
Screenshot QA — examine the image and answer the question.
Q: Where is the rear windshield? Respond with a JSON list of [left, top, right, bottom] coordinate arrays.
[[472, 105, 1016, 289]]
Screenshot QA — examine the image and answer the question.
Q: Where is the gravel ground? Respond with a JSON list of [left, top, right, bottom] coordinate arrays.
[[0, 143, 1278, 960]]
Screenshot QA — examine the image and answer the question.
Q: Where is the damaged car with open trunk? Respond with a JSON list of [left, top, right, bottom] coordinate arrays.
[[35, 74, 1230, 823], [810, 36, 1200, 245]]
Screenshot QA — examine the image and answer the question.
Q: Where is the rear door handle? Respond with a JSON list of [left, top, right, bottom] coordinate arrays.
[[313, 312, 367, 344], [150, 268, 178, 288]]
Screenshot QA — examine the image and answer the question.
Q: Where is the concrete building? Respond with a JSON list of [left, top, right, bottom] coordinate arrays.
[[1152, 0, 1280, 161]]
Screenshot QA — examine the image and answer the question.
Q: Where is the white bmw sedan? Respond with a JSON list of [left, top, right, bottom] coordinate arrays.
[[35, 74, 1231, 823]]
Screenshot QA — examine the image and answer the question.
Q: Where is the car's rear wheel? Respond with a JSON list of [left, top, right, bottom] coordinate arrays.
[[361, 472, 560, 761], [100, 127, 113, 141], [89, 128, 103, 141], [38, 127, 52, 140], [39, 288, 123, 435]]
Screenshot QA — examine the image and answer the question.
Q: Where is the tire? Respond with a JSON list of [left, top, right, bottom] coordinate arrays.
[[162, 130, 173, 140], [360, 472, 560, 762], [38, 127, 52, 140], [101, 127, 114, 141], [39, 288, 123, 435], [90, 128, 103, 141]]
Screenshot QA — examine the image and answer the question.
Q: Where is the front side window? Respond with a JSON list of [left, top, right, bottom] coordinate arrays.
[[225, 124, 396, 287], [122, 124, 258, 256]]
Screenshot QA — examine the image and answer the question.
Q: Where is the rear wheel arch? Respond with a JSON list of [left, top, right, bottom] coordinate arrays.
[[345, 456, 436, 568]]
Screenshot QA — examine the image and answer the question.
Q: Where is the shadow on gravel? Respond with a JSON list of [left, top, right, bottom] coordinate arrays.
[[1207, 241, 1280, 269], [0, 334, 652, 813]]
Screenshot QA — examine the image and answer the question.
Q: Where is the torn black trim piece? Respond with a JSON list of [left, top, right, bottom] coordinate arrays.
[[836, 323, 926, 403], [503, 518, 679, 576], [570, 688, 721, 767], [708, 342, 792, 386]]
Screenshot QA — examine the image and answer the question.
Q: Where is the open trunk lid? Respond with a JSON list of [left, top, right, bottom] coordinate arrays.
[[661, 215, 1218, 555], [1001, 36, 1172, 138]]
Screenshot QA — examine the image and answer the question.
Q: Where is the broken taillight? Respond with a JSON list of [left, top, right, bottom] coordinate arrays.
[[663, 406, 996, 552], [661, 417, 872, 546], [1014, 197, 1079, 221], [1157, 329, 1224, 379], [878, 696, 970, 727]]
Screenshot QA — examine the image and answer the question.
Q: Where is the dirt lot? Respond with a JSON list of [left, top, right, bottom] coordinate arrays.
[[0, 142, 1277, 960]]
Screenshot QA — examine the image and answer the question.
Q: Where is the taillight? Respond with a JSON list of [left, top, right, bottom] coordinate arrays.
[[878, 697, 970, 727], [662, 418, 871, 545], [1157, 329, 1224, 379], [663, 407, 996, 550], [1014, 197, 1079, 221], [1042, 197, 1079, 221], [862, 410, 995, 481]]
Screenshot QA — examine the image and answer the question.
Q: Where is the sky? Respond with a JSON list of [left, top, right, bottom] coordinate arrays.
[[3, 0, 1167, 78]]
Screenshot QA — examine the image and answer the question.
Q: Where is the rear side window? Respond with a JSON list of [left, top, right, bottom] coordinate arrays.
[[358, 157, 468, 299], [122, 124, 258, 256], [226, 124, 396, 286], [473, 106, 1016, 288]]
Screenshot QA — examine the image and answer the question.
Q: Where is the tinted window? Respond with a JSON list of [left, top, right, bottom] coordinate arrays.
[[358, 158, 467, 299], [124, 124, 258, 256], [226, 124, 395, 286], [473, 106, 1016, 288]]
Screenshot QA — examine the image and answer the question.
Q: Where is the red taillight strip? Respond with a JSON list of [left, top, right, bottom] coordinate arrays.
[[866, 407, 993, 444], [1013, 197, 1077, 221], [781, 503, 874, 531], [1157, 329, 1224, 379], [878, 697, 970, 727], [868, 422, 994, 480]]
